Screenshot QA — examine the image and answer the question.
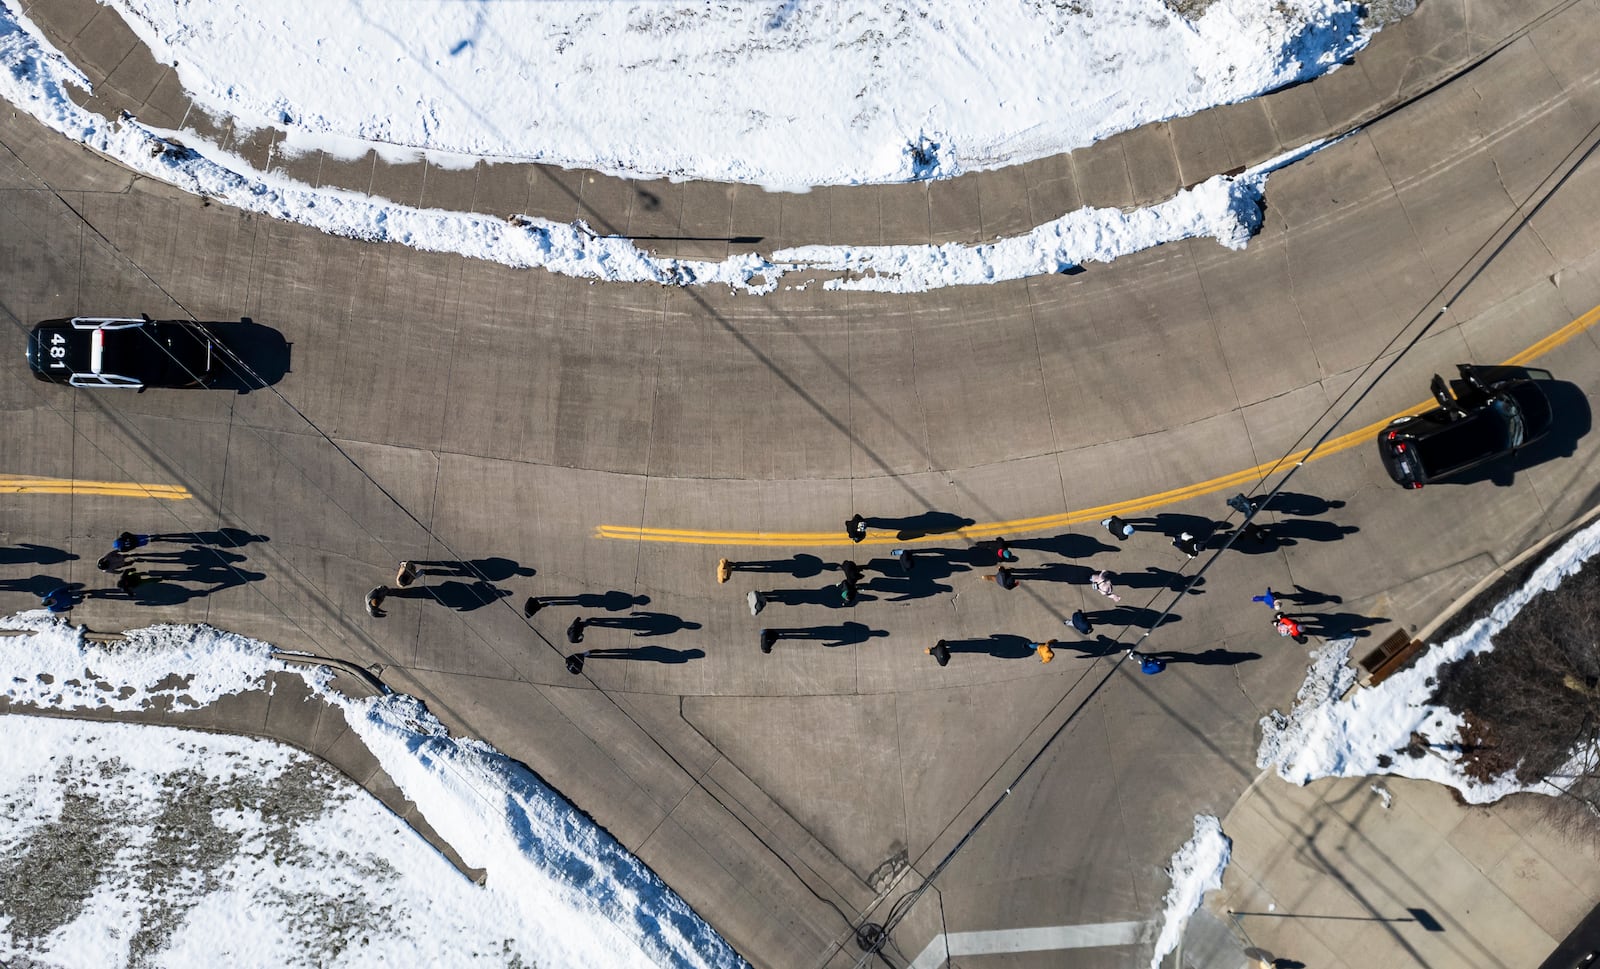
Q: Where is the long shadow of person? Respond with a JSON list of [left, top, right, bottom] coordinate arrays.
[[397, 579, 510, 612], [865, 511, 975, 540], [1082, 605, 1180, 629], [1010, 533, 1118, 558], [582, 646, 705, 664], [1294, 612, 1387, 638], [150, 528, 270, 549], [726, 554, 825, 579], [0, 573, 72, 596], [1005, 563, 1090, 585], [1117, 567, 1204, 593], [781, 622, 890, 647], [943, 634, 1036, 659], [0, 543, 77, 567], [1282, 584, 1343, 607], [414, 557, 535, 583], [862, 560, 954, 601], [1057, 636, 1123, 658], [534, 590, 651, 611], [1270, 520, 1359, 545], [153, 556, 267, 603], [762, 584, 875, 608], [1125, 513, 1220, 540], [1142, 647, 1261, 666], [585, 611, 702, 637], [1257, 492, 1346, 516]]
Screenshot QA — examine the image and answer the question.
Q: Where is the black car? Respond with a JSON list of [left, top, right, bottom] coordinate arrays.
[[26, 317, 220, 389], [1377, 364, 1554, 488]]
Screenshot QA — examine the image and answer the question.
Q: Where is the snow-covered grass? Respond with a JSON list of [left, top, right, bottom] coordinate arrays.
[[0, 2, 1330, 295], [1148, 815, 1231, 969], [0, 716, 538, 967], [1258, 515, 1600, 804], [104, 0, 1372, 190], [0, 616, 747, 969]]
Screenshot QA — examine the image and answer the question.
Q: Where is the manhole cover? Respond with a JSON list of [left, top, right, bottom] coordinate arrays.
[[855, 923, 886, 952]]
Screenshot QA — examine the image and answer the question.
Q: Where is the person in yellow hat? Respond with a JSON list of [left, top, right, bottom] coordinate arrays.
[[1030, 640, 1056, 663]]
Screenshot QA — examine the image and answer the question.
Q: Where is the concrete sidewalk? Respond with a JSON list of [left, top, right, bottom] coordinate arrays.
[[1210, 772, 1600, 968]]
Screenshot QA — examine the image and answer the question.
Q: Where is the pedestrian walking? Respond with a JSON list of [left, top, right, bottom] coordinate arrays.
[[565, 652, 587, 675], [96, 549, 133, 573], [1173, 532, 1203, 558], [1067, 610, 1092, 635], [1101, 516, 1135, 540], [926, 640, 952, 667], [1226, 493, 1255, 516], [1239, 521, 1270, 546], [1089, 570, 1122, 602], [983, 566, 1018, 590], [1251, 588, 1279, 610], [846, 514, 867, 544], [747, 590, 767, 616], [1030, 640, 1056, 663], [1273, 612, 1303, 639], [395, 560, 418, 587], [113, 532, 151, 553], [717, 558, 733, 584], [993, 538, 1018, 563], [759, 629, 779, 654], [840, 560, 864, 583], [118, 568, 154, 594], [838, 578, 859, 605], [1135, 652, 1167, 675], [524, 596, 545, 617], [567, 616, 587, 644], [890, 549, 916, 574], [40, 585, 71, 613], [365, 586, 388, 617]]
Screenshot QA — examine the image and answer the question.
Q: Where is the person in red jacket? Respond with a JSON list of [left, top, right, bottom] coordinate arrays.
[[1273, 613, 1304, 639]]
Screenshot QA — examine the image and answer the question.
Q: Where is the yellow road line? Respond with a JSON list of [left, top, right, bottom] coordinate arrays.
[[0, 475, 192, 499], [597, 306, 1600, 547]]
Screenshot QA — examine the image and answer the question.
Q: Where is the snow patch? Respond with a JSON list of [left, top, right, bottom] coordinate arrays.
[[0, 614, 747, 969], [101, 0, 1374, 190], [1257, 515, 1600, 803], [0, 3, 1318, 295], [1149, 815, 1231, 969]]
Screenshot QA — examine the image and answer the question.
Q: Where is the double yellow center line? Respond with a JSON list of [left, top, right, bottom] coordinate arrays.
[[596, 304, 1600, 547], [0, 475, 191, 499]]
